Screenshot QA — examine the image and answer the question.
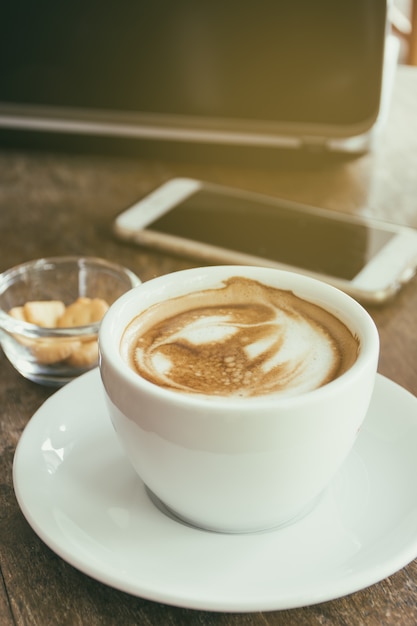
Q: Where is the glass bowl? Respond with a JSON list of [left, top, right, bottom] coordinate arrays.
[[0, 256, 140, 386]]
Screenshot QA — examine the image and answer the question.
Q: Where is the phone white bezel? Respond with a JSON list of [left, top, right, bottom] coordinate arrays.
[[114, 178, 417, 304]]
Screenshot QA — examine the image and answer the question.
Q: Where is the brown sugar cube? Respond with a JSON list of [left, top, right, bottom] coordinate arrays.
[[31, 339, 82, 364], [23, 300, 66, 328], [8, 307, 33, 347], [57, 297, 109, 327], [8, 306, 26, 321], [66, 340, 99, 367]]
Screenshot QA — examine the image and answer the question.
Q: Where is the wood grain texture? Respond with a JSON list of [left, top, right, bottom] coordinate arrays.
[[0, 66, 416, 625]]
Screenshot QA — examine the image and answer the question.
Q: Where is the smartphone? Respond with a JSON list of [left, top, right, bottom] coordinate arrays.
[[114, 178, 417, 303]]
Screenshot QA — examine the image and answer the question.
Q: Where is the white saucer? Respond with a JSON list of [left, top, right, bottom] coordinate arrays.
[[13, 369, 417, 613]]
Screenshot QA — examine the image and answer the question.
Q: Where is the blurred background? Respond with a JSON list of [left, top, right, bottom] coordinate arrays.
[[0, 1, 413, 157]]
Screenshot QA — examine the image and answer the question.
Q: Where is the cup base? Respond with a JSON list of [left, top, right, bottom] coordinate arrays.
[[146, 486, 322, 535]]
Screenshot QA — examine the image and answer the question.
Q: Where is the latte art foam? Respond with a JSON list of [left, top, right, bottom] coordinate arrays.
[[121, 277, 359, 398]]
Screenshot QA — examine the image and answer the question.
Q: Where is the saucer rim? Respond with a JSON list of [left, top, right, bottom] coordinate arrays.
[[12, 369, 417, 613]]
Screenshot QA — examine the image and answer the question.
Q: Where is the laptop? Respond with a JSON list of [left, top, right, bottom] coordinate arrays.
[[0, 1, 394, 154]]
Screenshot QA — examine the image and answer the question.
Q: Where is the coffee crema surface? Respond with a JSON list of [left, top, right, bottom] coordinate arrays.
[[121, 277, 359, 398]]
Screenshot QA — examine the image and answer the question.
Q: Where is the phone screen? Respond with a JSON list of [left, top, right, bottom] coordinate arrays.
[[147, 189, 395, 280]]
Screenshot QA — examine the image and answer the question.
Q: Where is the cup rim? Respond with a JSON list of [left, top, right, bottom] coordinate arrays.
[[99, 265, 380, 408]]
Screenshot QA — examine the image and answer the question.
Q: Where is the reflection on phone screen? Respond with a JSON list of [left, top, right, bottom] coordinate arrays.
[[148, 190, 394, 280]]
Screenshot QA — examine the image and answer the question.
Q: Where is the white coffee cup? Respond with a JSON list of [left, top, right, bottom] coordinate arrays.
[[99, 266, 379, 533]]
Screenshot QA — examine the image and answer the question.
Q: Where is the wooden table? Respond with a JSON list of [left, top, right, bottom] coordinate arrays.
[[1, 65, 417, 625]]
